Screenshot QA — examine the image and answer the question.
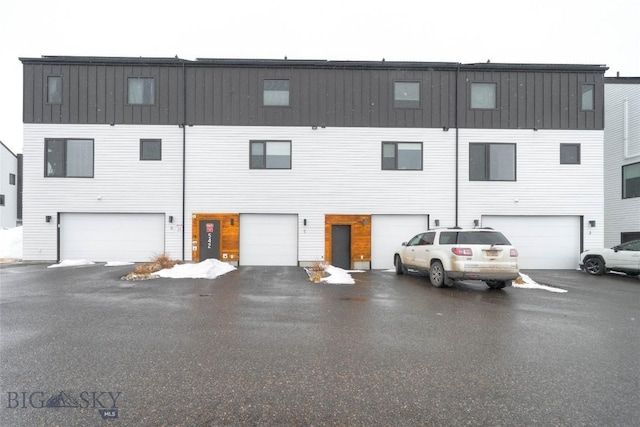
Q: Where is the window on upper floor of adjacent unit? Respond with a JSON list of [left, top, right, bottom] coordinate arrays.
[[382, 142, 423, 170], [128, 77, 155, 105], [9, 173, 16, 185], [45, 139, 94, 178], [581, 84, 595, 111], [560, 143, 581, 164], [0, 194, 4, 206], [263, 79, 290, 106], [623, 162, 640, 199], [394, 81, 421, 109], [250, 141, 291, 169], [47, 76, 62, 104], [469, 143, 516, 181], [470, 82, 497, 109], [140, 139, 162, 161]]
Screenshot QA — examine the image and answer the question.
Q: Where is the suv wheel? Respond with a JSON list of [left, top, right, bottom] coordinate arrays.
[[584, 256, 605, 275], [429, 261, 451, 288], [394, 255, 405, 275], [486, 280, 508, 289]]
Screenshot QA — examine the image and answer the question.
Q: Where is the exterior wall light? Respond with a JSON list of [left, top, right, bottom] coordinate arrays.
[[434, 219, 440, 226], [589, 220, 596, 227], [168, 216, 174, 223], [46, 216, 52, 223], [473, 219, 480, 227]]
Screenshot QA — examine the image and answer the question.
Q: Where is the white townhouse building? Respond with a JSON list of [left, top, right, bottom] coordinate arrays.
[[603, 77, 640, 247], [20, 56, 607, 269], [0, 141, 19, 228]]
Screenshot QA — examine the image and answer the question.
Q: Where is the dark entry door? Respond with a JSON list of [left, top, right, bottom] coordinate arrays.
[[331, 225, 351, 269], [199, 220, 220, 261]]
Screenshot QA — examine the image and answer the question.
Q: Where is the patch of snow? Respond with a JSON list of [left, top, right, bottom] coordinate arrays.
[[104, 261, 135, 267], [513, 273, 568, 293], [0, 226, 23, 260], [155, 258, 236, 279], [47, 259, 96, 268], [319, 265, 364, 285]]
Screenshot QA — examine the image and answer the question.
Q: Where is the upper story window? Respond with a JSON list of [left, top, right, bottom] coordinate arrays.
[[140, 139, 162, 161], [45, 138, 94, 178], [47, 76, 62, 104], [0, 194, 4, 206], [382, 142, 423, 170], [250, 140, 291, 169], [469, 143, 516, 181], [128, 77, 155, 105], [263, 79, 290, 106], [470, 82, 497, 109], [394, 81, 421, 108], [9, 173, 16, 185], [560, 143, 581, 164], [581, 84, 595, 111], [623, 162, 640, 199]]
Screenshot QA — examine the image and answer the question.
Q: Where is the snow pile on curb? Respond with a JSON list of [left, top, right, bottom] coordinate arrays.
[[305, 264, 364, 285], [155, 259, 236, 279], [48, 259, 96, 268], [513, 273, 568, 293]]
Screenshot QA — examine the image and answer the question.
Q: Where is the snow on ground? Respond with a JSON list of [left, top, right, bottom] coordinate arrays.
[[513, 272, 568, 293], [319, 265, 365, 285], [155, 259, 236, 279], [0, 226, 23, 260], [105, 261, 135, 267], [48, 259, 95, 268]]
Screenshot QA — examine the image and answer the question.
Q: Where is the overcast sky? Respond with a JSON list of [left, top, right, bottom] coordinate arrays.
[[1, 0, 639, 154]]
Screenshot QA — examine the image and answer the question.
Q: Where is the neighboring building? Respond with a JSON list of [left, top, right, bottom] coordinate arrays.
[[0, 141, 19, 228], [604, 77, 640, 246], [20, 56, 607, 268]]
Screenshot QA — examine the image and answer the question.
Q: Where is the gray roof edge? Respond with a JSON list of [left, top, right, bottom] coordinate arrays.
[[605, 76, 640, 84], [18, 56, 608, 72]]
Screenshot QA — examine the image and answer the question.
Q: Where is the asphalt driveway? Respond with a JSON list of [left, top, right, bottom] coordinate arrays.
[[1, 264, 639, 426]]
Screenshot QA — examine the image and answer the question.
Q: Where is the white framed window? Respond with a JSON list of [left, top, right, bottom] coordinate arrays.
[[382, 142, 423, 170], [394, 81, 421, 108], [263, 79, 290, 106], [471, 82, 497, 109], [250, 141, 291, 169], [128, 77, 155, 105], [469, 143, 516, 181], [45, 139, 94, 178]]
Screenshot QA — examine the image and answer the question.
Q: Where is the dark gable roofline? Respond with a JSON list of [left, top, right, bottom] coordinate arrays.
[[18, 56, 608, 73]]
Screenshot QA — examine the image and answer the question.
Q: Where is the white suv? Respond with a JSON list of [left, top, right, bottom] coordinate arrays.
[[579, 240, 640, 277], [394, 228, 519, 289]]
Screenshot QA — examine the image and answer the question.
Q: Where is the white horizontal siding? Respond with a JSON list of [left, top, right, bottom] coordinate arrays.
[[0, 144, 19, 228], [604, 83, 640, 247], [458, 129, 604, 251], [23, 124, 184, 260], [185, 126, 456, 262], [23, 124, 606, 264]]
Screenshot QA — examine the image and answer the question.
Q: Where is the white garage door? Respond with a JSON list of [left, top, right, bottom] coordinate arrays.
[[60, 213, 165, 262], [482, 216, 581, 269], [371, 215, 429, 269], [239, 214, 298, 266]]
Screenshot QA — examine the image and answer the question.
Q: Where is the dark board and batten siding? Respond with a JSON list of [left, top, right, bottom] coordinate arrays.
[[21, 57, 606, 130]]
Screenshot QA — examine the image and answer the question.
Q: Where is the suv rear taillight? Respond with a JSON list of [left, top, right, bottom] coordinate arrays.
[[452, 248, 473, 256], [510, 249, 518, 257]]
